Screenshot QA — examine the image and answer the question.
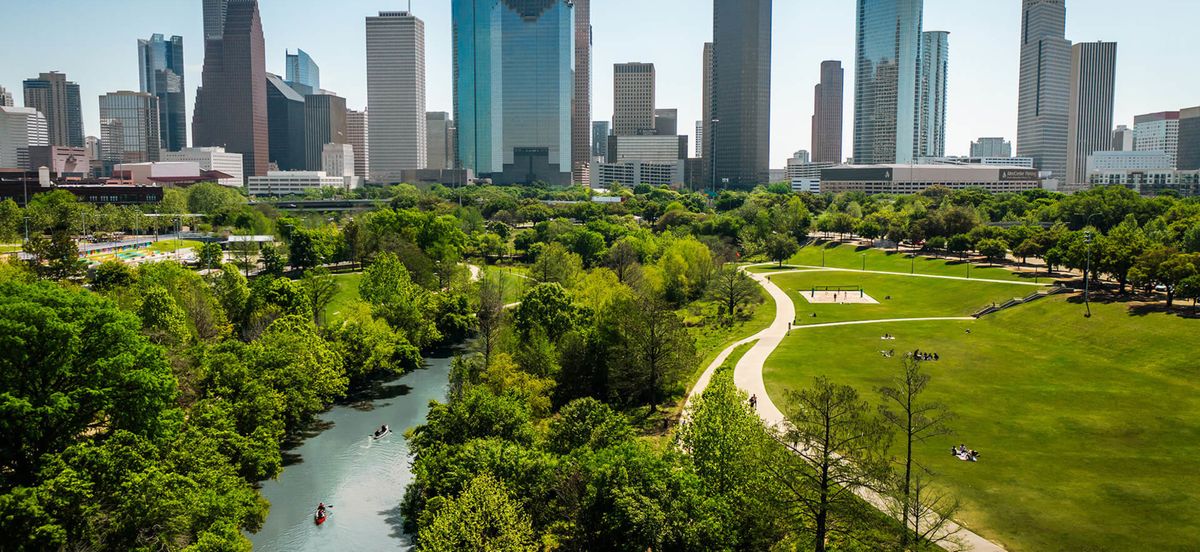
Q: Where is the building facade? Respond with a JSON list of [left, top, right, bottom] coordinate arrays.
[[970, 137, 1013, 158], [712, 0, 772, 188], [23, 71, 84, 148], [812, 60, 844, 164], [1088, 169, 1200, 197], [247, 171, 351, 195], [920, 156, 1034, 168], [138, 34, 187, 152], [853, 0, 923, 165], [99, 91, 161, 173], [367, 11, 427, 183], [346, 109, 369, 178], [1178, 107, 1200, 171], [1066, 41, 1117, 186], [28, 146, 90, 177], [285, 49, 320, 94], [613, 63, 655, 136], [161, 146, 244, 187], [917, 31, 949, 158], [303, 93, 347, 171], [426, 112, 456, 170], [1133, 111, 1180, 169], [571, 0, 592, 185], [591, 121, 609, 159], [1111, 125, 1133, 151], [1016, 0, 1071, 180], [1086, 150, 1171, 173], [700, 42, 714, 186], [821, 164, 1042, 195], [0, 86, 13, 107], [193, 0, 269, 177], [655, 109, 678, 136], [265, 74, 307, 171], [0, 107, 49, 169]]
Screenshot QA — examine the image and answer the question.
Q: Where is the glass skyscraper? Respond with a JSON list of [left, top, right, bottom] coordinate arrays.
[[712, 0, 772, 189], [285, 49, 320, 95], [917, 31, 949, 158], [1016, 0, 1071, 180], [853, 0, 923, 165], [99, 91, 160, 174], [138, 34, 187, 151], [452, 0, 574, 185]]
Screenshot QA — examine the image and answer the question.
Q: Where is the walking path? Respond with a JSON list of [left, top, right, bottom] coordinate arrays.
[[686, 268, 1007, 552], [750, 263, 1049, 287]]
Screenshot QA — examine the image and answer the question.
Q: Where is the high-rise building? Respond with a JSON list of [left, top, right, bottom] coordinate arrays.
[[452, 0, 574, 185], [23, 72, 84, 148], [303, 93, 347, 171], [694, 121, 704, 158], [970, 137, 1013, 158], [0, 86, 14, 107], [347, 109, 369, 177], [1016, 0, 1072, 180], [0, 106, 49, 169], [614, 63, 655, 136], [193, 0, 269, 177], [572, 0, 592, 185], [1111, 125, 1133, 151], [285, 49, 321, 95], [812, 60, 844, 164], [917, 31, 949, 158], [1134, 111, 1180, 169], [426, 112, 456, 170], [99, 91, 161, 173], [700, 42, 714, 185], [322, 143, 356, 182], [655, 109, 678, 136], [1066, 41, 1117, 186], [712, 0, 772, 188], [853, 0, 923, 165], [203, 0, 229, 41], [265, 74, 306, 171], [591, 121, 609, 159], [1178, 107, 1200, 171], [138, 34, 187, 152], [366, 11, 426, 183]]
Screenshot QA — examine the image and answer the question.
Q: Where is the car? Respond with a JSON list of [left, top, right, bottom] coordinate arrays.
[[1154, 284, 1168, 292]]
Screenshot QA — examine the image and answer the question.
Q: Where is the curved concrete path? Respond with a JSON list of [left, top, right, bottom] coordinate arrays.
[[686, 268, 1007, 552], [750, 263, 1050, 287]]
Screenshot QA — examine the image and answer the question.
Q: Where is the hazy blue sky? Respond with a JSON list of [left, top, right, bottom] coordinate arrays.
[[2, 0, 1196, 168]]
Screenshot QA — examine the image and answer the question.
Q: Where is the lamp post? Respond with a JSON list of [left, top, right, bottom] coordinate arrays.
[[911, 253, 915, 274], [1084, 231, 1093, 318], [821, 247, 826, 267], [861, 253, 866, 271]]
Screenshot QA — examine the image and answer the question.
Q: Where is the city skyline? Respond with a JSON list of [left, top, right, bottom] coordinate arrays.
[[0, 0, 1196, 170]]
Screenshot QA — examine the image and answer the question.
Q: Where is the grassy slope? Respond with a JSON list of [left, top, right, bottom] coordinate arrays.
[[147, 239, 205, 253], [750, 243, 1041, 283], [481, 264, 531, 305], [764, 293, 1200, 551], [325, 272, 364, 321]]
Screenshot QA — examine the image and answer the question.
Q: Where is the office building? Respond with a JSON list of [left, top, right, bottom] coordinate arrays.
[[1178, 107, 1200, 171], [920, 156, 1034, 168], [1016, 0, 1071, 179], [138, 34, 187, 152], [0, 86, 13, 107], [203, 0, 229, 41], [99, 91, 160, 173], [592, 121, 610, 159], [23, 72, 84, 148], [1088, 168, 1200, 197], [917, 31, 949, 158], [614, 63, 655, 136], [970, 137, 1012, 158], [0, 106, 49, 169], [694, 121, 704, 158], [700, 42, 714, 181], [285, 49, 320, 94], [347, 109, 369, 177], [853, 0, 923, 165], [1066, 41, 1117, 186], [247, 170, 351, 196], [591, 161, 684, 188], [303, 93, 347, 171], [193, 0, 269, 177], [812, 60, 844, 164], [452, 0, 574, 185], [28, 147, 90, 177], [366, 11, 426, 183], [161, 146, 244, 187], [1086, 150, 1171, 173], [1133, 111, 1180, 168], [787, 150, 834, 193], [112, 161, 234, 187], [821, 164, 1042, 195], [593, 134, 688, 188], [572, 0, 592, 185], [712, 0, 772, 188], [322, 143, 361, 189], [655, 109, 678, 136], [1111, 125, 1133, 151], [426, 112, 455, 170], [265, 74, 306, 171]]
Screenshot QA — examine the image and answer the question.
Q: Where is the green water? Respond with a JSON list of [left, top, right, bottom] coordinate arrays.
[[249, 354, 452, 551]]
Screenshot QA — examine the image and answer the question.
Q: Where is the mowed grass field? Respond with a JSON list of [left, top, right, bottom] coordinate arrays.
[[764, 283, 1200, 550], [751, 242, 1041, 283], [325, 272, 364, 321], [147, 239, 205, 253]]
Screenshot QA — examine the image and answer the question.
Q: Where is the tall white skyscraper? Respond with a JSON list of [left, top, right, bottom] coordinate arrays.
[[366, 11, 426, 183], [0, 106, 49, 169], [1016, 0, 1072, 180], [970, 137, 1013, 158], [346, 109, 369, 178], [1133, 111, 1180, 168], [917, 31, 949, 158], [1066, 41, 1117, 186]]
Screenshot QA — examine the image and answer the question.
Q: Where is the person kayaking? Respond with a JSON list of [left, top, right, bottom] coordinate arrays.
[[373, 424, 389, 438], [316, 503, 327, 517]]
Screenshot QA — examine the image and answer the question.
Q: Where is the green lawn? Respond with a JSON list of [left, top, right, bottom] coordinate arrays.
[[751, 243, 1042, 283], [481, 264, 531, 305], [0, 244, 21, 254], [325, 272, 364, 321], [771, 270, 1039, 325], [764, 293, 1200, 551], [147, 239, 205, 253], [686, 285, 777, 387]]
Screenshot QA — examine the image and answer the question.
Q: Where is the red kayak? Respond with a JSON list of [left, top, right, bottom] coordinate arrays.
[[314, 512, 328, 525]]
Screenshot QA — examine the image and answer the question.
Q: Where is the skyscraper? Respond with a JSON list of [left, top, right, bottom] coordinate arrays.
[[286, 49, 321, 95], [1133, 111, 1180, 168], [0, 106, 49, 169], [265, 73, 306, 170], [655, 109, 678, 136], [366, 11, 426, 183], [811, 60, 844, 164], [1111, 125, 1133, 151], [23, 72, 84, 148], [347, 109, 369, 177], [1066, 41, 1117, 186], [452, 0, 574, 185], [138, 34, 187, 152], [695, 121, 703, 158], [572, 0, 592, 185], [700, 42, 714, 182], [99, 91, 160, 173], [591, 121, 609, 159], [970, 137, 1013, 158], [712, 0, 772, 188], [193, 0, 269, 177], [203, 0, 229, 41], [303, 92, 347, 171], [853, 0, 923, 165], [613, 63, 655, 136], [1017, 0, 1072, 180], [426, 112, 456, 170], [917, 31, 949, 158], [0, 86, 14, 107], [1177, 107, 1200, 171]]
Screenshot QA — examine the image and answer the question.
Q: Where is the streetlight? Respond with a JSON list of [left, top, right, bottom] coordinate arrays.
[[821, 247, 826, 267], [861, 253, 867, 271], [1084, 231, 1094, 318], [911, 253, 916, 274]]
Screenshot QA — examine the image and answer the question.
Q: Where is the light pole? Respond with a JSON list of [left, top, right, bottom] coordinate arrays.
[[1084, 231, 1093, 318], [911, 253, 915, 274], [821, 247, 826, 267], [861, 253, 866, 271]]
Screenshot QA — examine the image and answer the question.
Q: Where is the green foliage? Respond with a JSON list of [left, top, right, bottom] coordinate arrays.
[[513, 283, 576, 342], [545, 398, 633, 455], [139, 285, 191, 347], [259, 244, 286, 277], [530, 241, 583, 286], [326, 316, 421, 384], [360, 252, 440, 348], [246, 316, 346, 430], [92, 260, 135, 292], [198, 242, 224, 269], [186, 182, 245, 215], [764, 233, 800, 267], [23, 230, 84, 280], [418, 475, 538, 552]]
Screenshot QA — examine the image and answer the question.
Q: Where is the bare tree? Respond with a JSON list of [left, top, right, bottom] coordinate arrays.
[[301, 267, 339, 326], [897, 472, 966, 551], [708, 264, 759, 323], [476, 274, 506, 367]]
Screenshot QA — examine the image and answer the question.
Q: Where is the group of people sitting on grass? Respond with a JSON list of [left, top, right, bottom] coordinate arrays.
[[952, 444, 980, 462], [880, 333, 896, 340], [910, 349, 939, 361], [879, 349, 896, 358]]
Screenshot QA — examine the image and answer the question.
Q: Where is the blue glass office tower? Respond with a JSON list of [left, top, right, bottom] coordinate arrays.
[[286, 49, 320, 95], [138, 34, 187, 151], [853, 0, 923, 165], [452, 0, 574, 185]]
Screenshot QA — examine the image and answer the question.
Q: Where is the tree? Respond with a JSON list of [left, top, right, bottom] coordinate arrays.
[[1130, 248, 1199, 308], [1099, 215, 1151, 292], [209, 264, 251, 329], [946, 234, 971, 259], [139, 285, 191, 347], [326, 315, 421, 384], [92, 260, 135, 292], [418, 474, 537, 552], [23, 230, 85, 280], [608, 293, 697, 410], [772, 377, 890, 552], [300, 267, 338, 325], [198, 241, 224, 270], [530, 241, 583, 286], [708, 264, 759, 323], [249, 315, 346, 430], [260, 244, 286, 277], [877, 357, 955, 550], [476, 274, 507, 367], [186, 182, 245, 214], [260, 277, 313, 320], [545, 398, 634, 455], [360, 252, 439, 347], [606, 238, 642, 284], [287, 227, 334, 270], [765, 233, 799, 267], [513, 282, 576, 342], [976, 238, 1009, 266]]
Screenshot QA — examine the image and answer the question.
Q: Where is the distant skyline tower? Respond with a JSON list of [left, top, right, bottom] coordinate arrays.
[[655, 108, 678, 136], [0, 86, 14, 107], [265, 73, 306, 170], [853, 0, 923, 165], [1178, 107, 1200, 171], [138, 33, 187, 151], [712, 0, 772, 188], [1066, 41, 1117, 185], [23, 71, 84, 148], [366, 10, 426, 183], [1133, 111, 1180, 168], [811, 60, 844, 164], [591, 120, 609, 159], [917, 31, 949, 158], [572, 0, 592, 185], [347, 108, 369, 177], [1111, 124, 1133, 151], [99, 91, 160, 173], [285, 49, 320, 95], [970, 137, 1013, 157], [700, 42, 713, 181], [1017, 0, 1072, 180], [0, 106, 49, 169], [303, 92, 347, 171], [193, 0, 269, 177], [426, 111, 455, 170], [613, 62, 655, 136], [203, 0, 230, 41]]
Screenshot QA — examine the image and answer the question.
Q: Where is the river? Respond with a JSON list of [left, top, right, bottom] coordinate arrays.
[[248, 354, 453, 551]]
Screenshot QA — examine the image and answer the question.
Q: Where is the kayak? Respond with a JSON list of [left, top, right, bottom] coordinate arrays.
[[372, 428, 391, 440], [315, 511, 329, 525]]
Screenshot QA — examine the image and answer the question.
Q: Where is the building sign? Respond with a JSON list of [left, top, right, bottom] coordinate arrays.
[[1000, 169, 1040, 181]]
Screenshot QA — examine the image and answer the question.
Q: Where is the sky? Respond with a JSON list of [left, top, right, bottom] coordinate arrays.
[[2, 0, 1197, 169]]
